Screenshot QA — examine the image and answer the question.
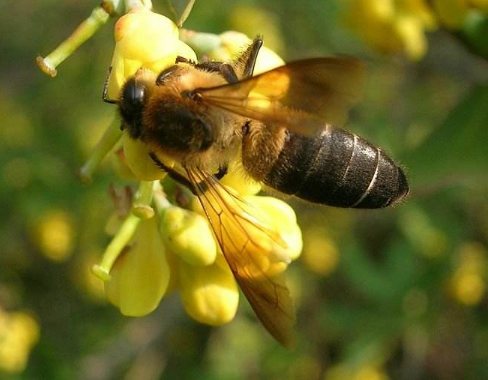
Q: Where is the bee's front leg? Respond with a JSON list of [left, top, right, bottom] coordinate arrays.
[[149, 152, 197, 194], [214, 165, 228, 180], [102, 66, 117, 104]]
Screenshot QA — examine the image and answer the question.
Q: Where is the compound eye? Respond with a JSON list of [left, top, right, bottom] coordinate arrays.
[[122, 78, 146, 108]]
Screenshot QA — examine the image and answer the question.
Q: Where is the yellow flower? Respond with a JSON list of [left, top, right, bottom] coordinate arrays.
[[344, 0, 436, 60], [432, 0, 469, 29], [178, 260, 239, 325], [219, 156, 262, 196], [244, 195, 303, 263], [160, 206, 217, 266], [121, 132, 172, 181], [105, 217, 170, 316], [108, 9, 176, 98], [32, 209, 75, 262], [228, 5, 285, 55], [207, 31, 285, 74], [107, 8, 196, 180], [302, 229, 340, 276], [325, 364, 390, 380], [190, 185, 302, 281], [0, 309, 39, 373], [93, 24, 303, 337], [449, 242, 487, 306]]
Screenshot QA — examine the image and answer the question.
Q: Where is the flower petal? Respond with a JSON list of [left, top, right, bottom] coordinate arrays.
[[105, 217, 170, 316], [178, 260, 239, 326]]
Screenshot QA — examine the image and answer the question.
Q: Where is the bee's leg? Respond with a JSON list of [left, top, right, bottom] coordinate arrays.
[[214, 165, 228, 180], [189, 59, 239, 84], [176, 56, 197, 65], [240, 36, 263, 79], [149, 153, 228, 194], [219, 64, 238, 83], [179, 54, 238, 84], [102, 66, 117, 104], [149, 152, 197, 194]]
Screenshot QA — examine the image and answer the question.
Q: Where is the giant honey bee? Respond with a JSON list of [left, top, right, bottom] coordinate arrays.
[[105, 37, 409, 347]]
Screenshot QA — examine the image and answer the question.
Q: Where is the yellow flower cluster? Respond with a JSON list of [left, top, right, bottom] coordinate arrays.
[[449, 242, 487, 306], [325, 363, 390, 380], [0, 308, 39, 373], [31, 209, 75, 262], [94, 8, 303, 328], [344, 0, 488, 60], [431, 0, 488, 29]]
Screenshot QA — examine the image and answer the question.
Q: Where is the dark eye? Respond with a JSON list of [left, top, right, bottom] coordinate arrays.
[[122, 78, 146, 107], [119, 78, 146, 139]]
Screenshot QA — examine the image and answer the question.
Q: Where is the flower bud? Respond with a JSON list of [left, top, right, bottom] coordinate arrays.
[[32, 209, 75, 262], [160, 206, 217, 266], [344, 0, 436, 60], [449, 242, 487, 306], [105, 217, 170, 316], [302, 229, 340, 276], [245, 195, 303, 263], [0, 309, 39, 373], [207, 31, 285, 74], [107, 9, 197, 99], [450, 272, 485, 305], [394, 15, 427, 60], [178, 261, 239, 326]]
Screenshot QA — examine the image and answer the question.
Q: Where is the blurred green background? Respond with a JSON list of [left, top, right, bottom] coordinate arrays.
[[1, 0, 488, 379]]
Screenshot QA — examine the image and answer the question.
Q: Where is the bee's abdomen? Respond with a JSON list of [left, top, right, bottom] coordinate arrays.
[[263, 128, 409, 208]]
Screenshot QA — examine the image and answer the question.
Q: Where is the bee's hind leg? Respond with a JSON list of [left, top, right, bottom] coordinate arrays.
[[192, 60, 239, 84], [239, 36, 263, 79]]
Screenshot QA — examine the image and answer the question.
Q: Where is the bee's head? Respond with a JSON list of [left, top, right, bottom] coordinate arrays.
[[118, 69, 156, 139]]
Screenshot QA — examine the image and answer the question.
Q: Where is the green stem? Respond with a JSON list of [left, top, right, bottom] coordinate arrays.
[[79, 114, 122, 184], [133, 181, 156, 219], [153, 183, 173, 217], [92, 213, 142, 281], [36, 7, 110, 77], [100, 0, 124, 15]]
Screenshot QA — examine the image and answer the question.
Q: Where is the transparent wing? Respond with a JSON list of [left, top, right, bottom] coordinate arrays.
[[197, 57, 365, 135], [186, 167, 296, 347]]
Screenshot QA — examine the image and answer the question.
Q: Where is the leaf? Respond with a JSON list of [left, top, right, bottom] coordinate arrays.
[[162, 0, 197, 27], [339, 238, 423, 303], [402, 85, 488, 192]]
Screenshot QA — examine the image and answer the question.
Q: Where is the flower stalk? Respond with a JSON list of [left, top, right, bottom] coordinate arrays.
[[79, 114, 122, 184], [36, 6, 110, 77], [92, 213, 141, 281], [132, 181, 156, 218]]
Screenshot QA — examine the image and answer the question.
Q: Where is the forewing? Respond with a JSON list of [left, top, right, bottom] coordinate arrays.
[[198, 57, 365, 135], [186, 167, 296, 348]]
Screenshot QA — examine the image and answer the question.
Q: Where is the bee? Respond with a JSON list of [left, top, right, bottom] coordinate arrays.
[[104, 37, 409, 347]]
